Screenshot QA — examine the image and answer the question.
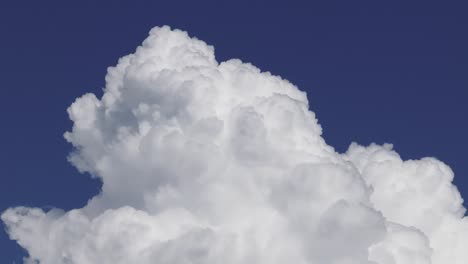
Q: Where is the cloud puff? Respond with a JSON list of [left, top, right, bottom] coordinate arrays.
[[2, 26, 467, 264]]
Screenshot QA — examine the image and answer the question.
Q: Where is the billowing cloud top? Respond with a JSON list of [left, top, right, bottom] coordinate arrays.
[[2, 26, 468, 264]]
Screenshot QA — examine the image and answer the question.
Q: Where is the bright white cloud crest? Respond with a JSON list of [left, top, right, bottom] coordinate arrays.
[[3, 26, 468, 264]]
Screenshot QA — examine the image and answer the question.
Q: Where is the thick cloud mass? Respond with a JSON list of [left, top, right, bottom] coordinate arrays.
[[3, 26, 468, 264]]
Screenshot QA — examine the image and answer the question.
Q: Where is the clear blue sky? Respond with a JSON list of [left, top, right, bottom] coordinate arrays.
[[1, 0, 467, 262]]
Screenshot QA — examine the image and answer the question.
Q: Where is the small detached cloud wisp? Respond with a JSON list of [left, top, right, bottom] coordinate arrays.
[[3, 26, 468, 264]]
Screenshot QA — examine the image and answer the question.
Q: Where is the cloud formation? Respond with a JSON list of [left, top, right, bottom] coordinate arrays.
[[2, 26, 468, 264]]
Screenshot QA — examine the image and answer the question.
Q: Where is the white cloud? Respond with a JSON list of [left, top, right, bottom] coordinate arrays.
[[2, 26, 467, 264]]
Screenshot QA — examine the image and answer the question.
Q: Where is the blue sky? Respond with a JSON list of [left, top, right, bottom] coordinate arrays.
[[1, 0, 467, 262]]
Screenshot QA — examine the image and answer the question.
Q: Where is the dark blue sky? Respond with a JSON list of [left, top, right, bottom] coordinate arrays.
[[1, 1, 467, 262]]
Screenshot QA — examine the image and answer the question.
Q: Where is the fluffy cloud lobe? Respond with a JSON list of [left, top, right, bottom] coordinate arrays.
[[3, 26, 468, 264]]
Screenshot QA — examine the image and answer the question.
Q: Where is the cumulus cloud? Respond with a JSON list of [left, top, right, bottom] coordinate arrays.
[[2, 26, 468, 264]]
